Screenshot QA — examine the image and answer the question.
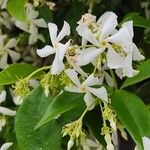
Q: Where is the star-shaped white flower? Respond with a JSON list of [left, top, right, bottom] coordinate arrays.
[[15, 3, 47, 45], [0, 33, 20, 69], [64, 69, 108, 110], [37, 21, 70, 75], [0, 90, 16, 131]]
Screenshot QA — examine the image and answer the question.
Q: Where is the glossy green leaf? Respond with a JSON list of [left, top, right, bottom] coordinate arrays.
[[7, 0, 27, 21], [15, 86, 84, 150], [84, 107, 106, 147], [35, 92, 85, 129], [120, 12, 150, 28], [0, 63, 39, 86], [121, 60, 150, 89], [111, 90, 150, 150]]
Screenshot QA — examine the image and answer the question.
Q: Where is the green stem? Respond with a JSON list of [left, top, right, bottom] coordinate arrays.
[[26, 66, 51, 80], [110, 70, 118, 90]]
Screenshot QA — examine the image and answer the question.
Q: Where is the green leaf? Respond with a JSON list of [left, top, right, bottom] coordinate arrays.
[[7, 0, 27, 21], [120, 12, 150, 28], [35, 92, 85, 129], [111, 90, 150, 150], [0, 63, 39, 86], [15, 86, 84, 150], [121, 60, 150, 88]]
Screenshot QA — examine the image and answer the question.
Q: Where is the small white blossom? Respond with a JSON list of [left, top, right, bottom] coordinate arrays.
[[37, 21, 70, 75], [0, 142, 13, 150], [0, 0, 8, 9], [15, 3, 47, 45], [0, 32, 20, 69], [65, 69, 108, 109]]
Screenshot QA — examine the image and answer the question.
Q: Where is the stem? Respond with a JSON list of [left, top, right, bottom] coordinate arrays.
[[110, 70, 118, 90], [88, 0, 94, 13], [26, 66, 51, 80]]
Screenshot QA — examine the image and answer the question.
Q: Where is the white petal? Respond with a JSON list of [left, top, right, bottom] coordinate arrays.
[[0, 90, 6, 104], [29, 23, 38, 35], [5, 39, 17, 49], [106, 27, 132, 46], [65, 69, 81, 87], [107, 45, 124, 69], [87, 86, 108, 103], [64, 84, 81, 93], [84, 92, 95, 110], [122, 21, 133, 38], [51, 52, 64, 75], [82, 74, 99, 86], [78, 47, 101, 66], [0, 107, 16, 116], [98, 12, 118, 39], [104, 71, 114, 87], [8, 50, 21, 61], [0, 0, 8, 9], [13, 96, 23, 105], [0, 35, 6, 48], [56, 21, 70, 42], [34, 19, 47, 28], [15, 21, 29, 32], [0, 53, 8, 69], [132, 44, 145, 61], [29, 34, 38, 45], [142, 137, 150, 150], [76, 24, 99, 47], [48, 23, 58, 46], [0, 142, 13, 150], [36, 45, 55, 57], [56, 41, 70, 61], [123, 52, 135, 77]]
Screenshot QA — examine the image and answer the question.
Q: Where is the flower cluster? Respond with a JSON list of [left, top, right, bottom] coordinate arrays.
[[36, 11, 145, 149]]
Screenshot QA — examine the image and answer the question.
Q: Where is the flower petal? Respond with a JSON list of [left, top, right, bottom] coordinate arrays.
[[142, 137, 150, 150], [132, 44, 145, 61], [0, 53, 8, 69], [122, 21, 133, 38], [36, 45, 55, 57], [76, 24, 99, 47], [8, 50, 21, 61], [0, 90, 6, 104], [48, 22, 58, 46], [82, 74, 99, 87], [0, 142, 13, 150], [84, 92, 95, 110], [106, 27, 132, 46], [78, 47, 101, 66], [97, 12, 118, 39], [29, 34, 37, 45], [56, 21, 70, 42], [65, 69, 81, 87], [64, 84, 81, 93], [104, 71, 114, 87], [0, 107, 16, 116], [5, 38, 17, 49], [107, 45, 124, 69], [87, 86, 108, 103], [34, 19, 47, 28], [15, 21, 29, 32]]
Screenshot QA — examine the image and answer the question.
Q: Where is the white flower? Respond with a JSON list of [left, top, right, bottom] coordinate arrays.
[[76, 11, 118, 66], [0, 142, 13, 150], [76, 12, 144, 78], [15, 3, 47, 45], [0, 33, 20, 69], [37, 21, 70, 75], [142, 137, 150, 150], [64, 69, 108, 109], [0, 90, 16, 131]]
